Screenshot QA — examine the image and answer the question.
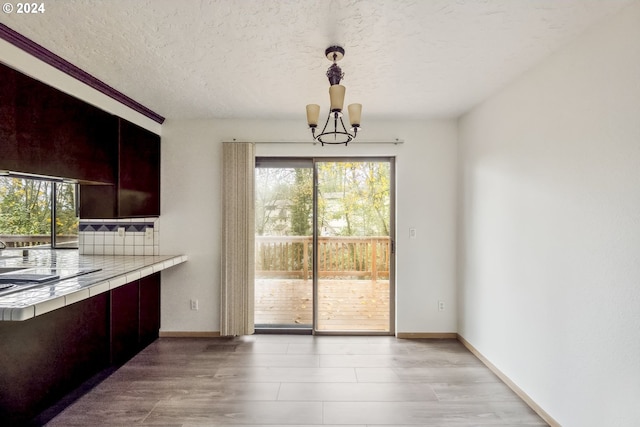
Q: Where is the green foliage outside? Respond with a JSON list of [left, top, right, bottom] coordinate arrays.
[[255, 161, 390, 237], [0, 177, 78, 238], [317, 161, 390, 237], [290, 168, 313, 236], [55, 182, 79, 236]]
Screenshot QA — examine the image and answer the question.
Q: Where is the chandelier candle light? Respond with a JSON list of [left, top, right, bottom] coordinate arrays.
[[306, 46, 362, 146]]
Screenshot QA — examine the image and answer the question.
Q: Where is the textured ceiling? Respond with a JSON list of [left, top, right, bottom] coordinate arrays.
[[0, 0, 634, 120]]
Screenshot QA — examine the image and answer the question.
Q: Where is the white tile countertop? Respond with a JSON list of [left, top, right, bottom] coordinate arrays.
[[0, 249, 187, 321]]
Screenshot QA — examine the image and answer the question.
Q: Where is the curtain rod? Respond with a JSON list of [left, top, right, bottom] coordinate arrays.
[[226, 139, 404, 145]]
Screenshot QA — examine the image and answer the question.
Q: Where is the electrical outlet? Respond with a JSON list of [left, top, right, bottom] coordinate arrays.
[[190, 299, 199, 311], [438, 300, 445, 311], [117, 227, 125, 237], [145, 227, 153, 241], [409, 228, 417, 239]]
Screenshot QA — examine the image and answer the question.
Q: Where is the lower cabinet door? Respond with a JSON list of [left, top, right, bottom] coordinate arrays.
[[0, 294, 110, 425], [0, 273, 162, 424], [139, 273, 161, 347], [111, 280, 140, 364]]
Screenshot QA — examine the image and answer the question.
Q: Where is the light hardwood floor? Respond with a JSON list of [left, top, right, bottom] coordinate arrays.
[[46, 335, 548, 426]]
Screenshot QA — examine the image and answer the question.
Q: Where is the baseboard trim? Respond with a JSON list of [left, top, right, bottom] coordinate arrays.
[[396, 332, 457, 339], [159, 331, 221, 338], [457, 334, 560, 427]]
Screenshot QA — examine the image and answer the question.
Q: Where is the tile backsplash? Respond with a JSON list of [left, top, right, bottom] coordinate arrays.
[[78, 218, 159, 255]]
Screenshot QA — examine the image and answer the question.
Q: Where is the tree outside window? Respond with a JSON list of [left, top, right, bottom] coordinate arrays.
[[0, 177, 78, 248]]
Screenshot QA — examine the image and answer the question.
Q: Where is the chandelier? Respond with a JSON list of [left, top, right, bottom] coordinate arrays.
[[306, 46, 362, 146]]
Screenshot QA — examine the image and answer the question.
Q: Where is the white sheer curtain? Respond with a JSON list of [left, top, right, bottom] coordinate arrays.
[[220, 142, 255, 336]]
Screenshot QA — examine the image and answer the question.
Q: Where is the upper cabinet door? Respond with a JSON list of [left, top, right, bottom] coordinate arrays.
[[0, 65, 18, 162], [79, 119, 161, 218], [117, 119, 161, 217], [0, 63, 161, 219], [0, 62, 118, 183]]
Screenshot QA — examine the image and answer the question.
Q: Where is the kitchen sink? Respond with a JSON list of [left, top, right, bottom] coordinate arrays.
[[0, 267, 29, 274], [0, 267, 102, 296], [0, 273, 60, 284]]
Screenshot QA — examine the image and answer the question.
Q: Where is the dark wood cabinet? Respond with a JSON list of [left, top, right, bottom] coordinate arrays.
[[111, 280, 140, 365], [118, 119, 161, 217], [0, 273, 162, 424], [0, 64, 18, 163], [0, 294, 110, 425], [0, 62, 118, 183], [111, 272, 161, 364], [139, 273, 161, 347], [78, 184, 118, 218], [0, 62, 161, 218], [80, 118, 161, 218]]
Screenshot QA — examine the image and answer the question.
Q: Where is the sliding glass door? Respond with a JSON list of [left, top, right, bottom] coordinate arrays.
[[254, 159, 314, 331], [315, 160, 393, 333], [255, 157, 394, 334]]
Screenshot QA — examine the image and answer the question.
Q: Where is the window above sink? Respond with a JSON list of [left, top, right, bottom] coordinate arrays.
[[0, 175, 79, 250]]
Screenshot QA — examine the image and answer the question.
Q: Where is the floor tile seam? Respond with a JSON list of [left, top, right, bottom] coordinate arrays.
[[128, 397, 162, 425], [386, 366, 506, 381], [321, 400, 503, 406], [430, 383, 445, 403], [214, 365, 361, 372], [352, 380, 506, 386], [277, 398, 444, 403], [276, 382, 440, 396], [210, 381, 362, 385], [353, 366, 361, 382]]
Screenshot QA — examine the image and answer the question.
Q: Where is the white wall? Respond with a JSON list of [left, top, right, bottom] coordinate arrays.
[[0, 26, 458, 336], [160, 118, 458, 335], [457, 3, 640, 426]]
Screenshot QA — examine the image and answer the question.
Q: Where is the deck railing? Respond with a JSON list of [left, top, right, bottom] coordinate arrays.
[[256, 235, 390, 281], [0, 234, 78, 248]]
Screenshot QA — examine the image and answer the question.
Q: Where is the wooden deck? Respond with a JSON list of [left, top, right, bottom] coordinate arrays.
[[254, 278, 390, 332]]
